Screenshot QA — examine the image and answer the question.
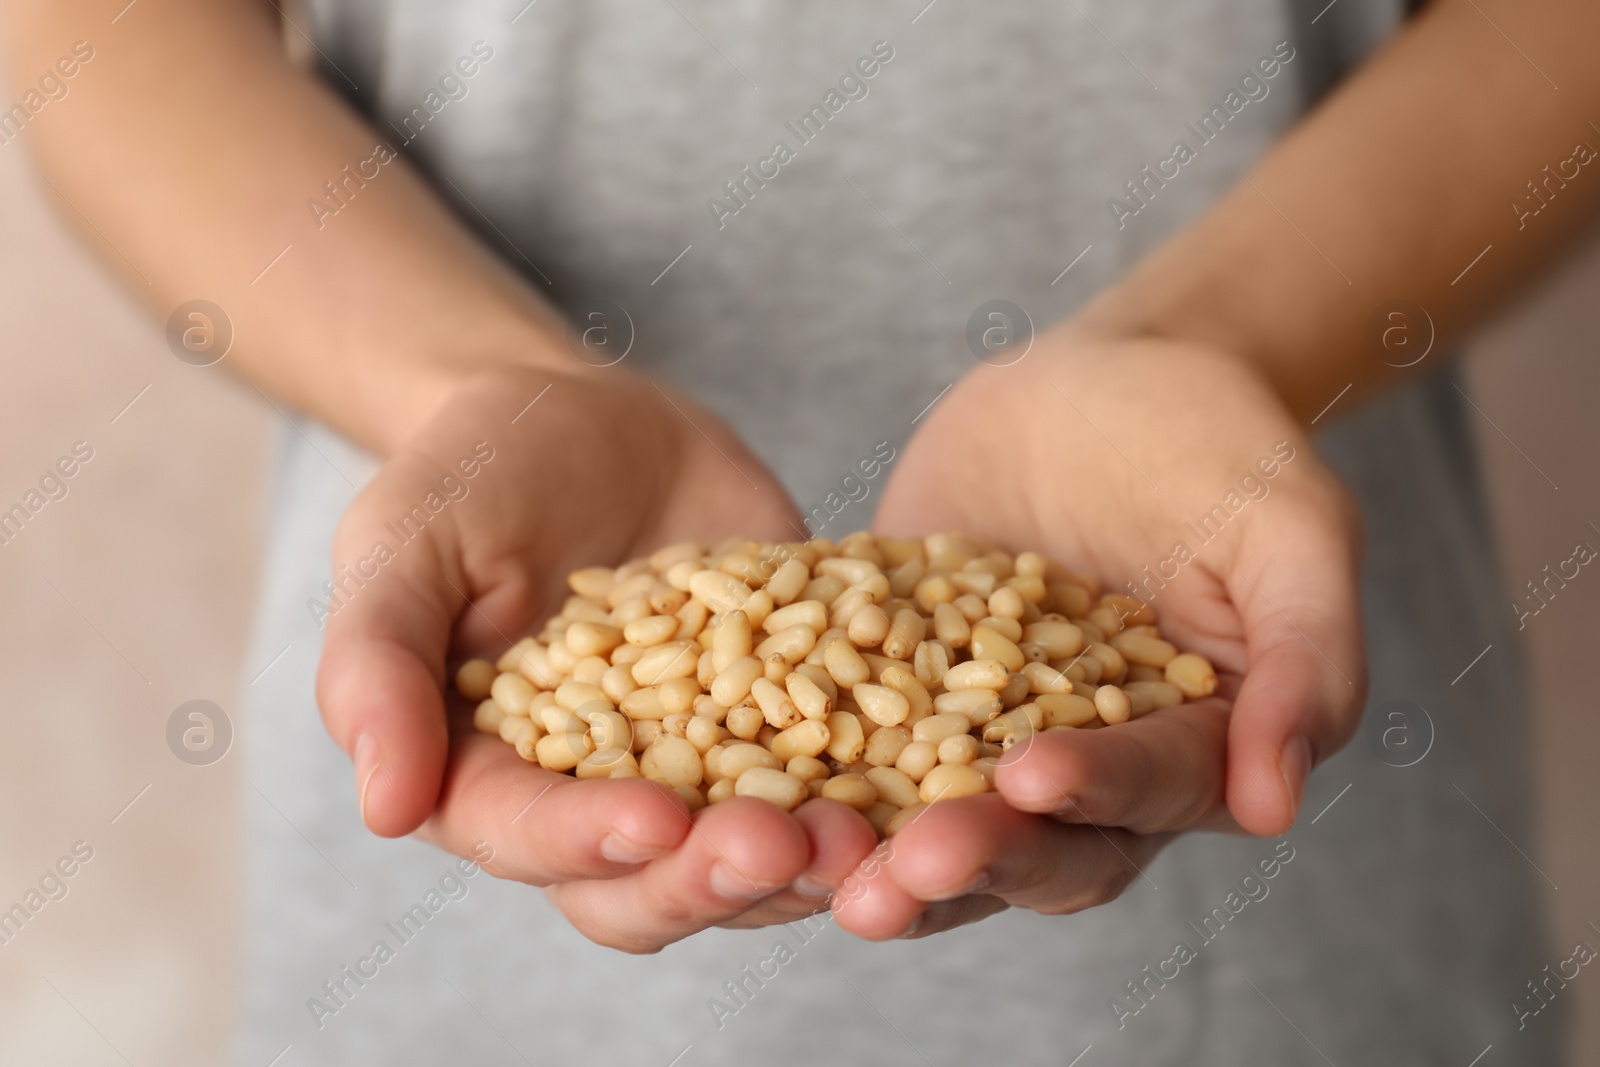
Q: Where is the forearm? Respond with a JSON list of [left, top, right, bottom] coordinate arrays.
[[5, 0, 569, 454], [1082, 0, 1600, 422]]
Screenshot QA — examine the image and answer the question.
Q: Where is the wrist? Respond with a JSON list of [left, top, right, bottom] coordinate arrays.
[[341, 299, 576, 457]]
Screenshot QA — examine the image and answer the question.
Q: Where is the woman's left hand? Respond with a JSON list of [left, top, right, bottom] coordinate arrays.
[[832, 332, 1366, 939]]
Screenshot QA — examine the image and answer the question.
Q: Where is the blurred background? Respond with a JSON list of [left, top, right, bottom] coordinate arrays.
[[2, 30, 1598, 1067]]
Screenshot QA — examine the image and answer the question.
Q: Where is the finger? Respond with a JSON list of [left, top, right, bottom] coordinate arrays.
[[415, 733, 695, 884], [837, 796, 1162, 939], [898, 895, 1010, 939], [993, 699, 1232, 833], [1224, 488, 1367, 835], [545, 797, 811, 954], [317, 463, 464, 836], [829, 838, 924, 942], [717, 798, 881, 928], [791, 798, 882, 897]]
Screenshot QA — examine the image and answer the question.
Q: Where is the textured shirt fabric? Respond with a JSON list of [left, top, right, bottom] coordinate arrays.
[[235, 2, 1563, 1063]]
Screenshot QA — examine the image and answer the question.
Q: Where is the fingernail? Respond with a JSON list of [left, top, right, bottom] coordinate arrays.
[[1281, 735, 1312, 823], [791, 873, 833, 898], [1052, 795, 1084, 819], [710, 862, 779, 901], [600, 831, 666, 865], [962, 871, 991, 897], [897, 914, 924, 939], [353, 732, 379, 827]]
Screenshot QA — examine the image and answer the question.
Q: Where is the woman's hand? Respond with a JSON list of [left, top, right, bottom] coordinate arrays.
[[315, 365, 877, 952], [833, 334, 1366, 940]]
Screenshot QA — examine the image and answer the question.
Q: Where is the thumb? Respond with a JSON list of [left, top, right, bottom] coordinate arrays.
[[1224, 489, 1367, 835], [316, 470, 464, 837]]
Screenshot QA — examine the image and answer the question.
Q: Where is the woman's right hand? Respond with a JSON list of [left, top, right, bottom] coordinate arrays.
[[316, 366, 879, 952]]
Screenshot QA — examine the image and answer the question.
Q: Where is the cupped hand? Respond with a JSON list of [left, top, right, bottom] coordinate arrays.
[[315, 365, 876, 952], [833, 334, 1366, 940]]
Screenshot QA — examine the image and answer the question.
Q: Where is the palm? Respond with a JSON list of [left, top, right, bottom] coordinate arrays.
[[316, 366, 881, 953], [876, 337, 1364, 830]]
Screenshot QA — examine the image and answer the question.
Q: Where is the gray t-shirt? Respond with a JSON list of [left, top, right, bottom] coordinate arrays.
[[235, 2, 1563, 1063]]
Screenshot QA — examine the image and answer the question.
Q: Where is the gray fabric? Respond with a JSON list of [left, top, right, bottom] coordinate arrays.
[[235, 3, 1563, 1064]]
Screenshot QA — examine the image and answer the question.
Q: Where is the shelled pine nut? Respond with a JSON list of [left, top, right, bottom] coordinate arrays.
[[455, 533, 1218, 837]]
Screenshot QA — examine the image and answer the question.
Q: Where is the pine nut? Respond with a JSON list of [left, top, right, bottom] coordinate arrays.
[[659, 676, 701, 716], [456, 659, 497, 701], [847, 604, 892, 648], [821, 773, 878, 811], [766, 557, 811, 605], [710, 656, 763, 707], [688, 570, 752, 614], [787, 754, 831, 783], [764, 600, 828, 636], [499, 714, 535, 746], [852, 683, 911, 728], [920, 763, 990, 804], [894, 740, 939, 782], [933, 689, 1003, 725], [719, 742, 784, 779], [933, 602, 971, 649], [770, 719, 832, 762], [942, 659, 1010, 691], [865, 766, 922, 809], [540, 704, 586, 734], [988, 586, 1027, 619], [620, 686, 669, 720], [878, 664, 932, 720], [1020, 661, 1073, 695], [914, 640, 952, 688], [1035, 692, 1098, 728], [631, 641, 699, 686], [883, 607, 934, 659], [565, 621, 624, 658], [632, 720, 664, 751], [951, 570, 996, 599], [474, 699, 506, 735], [756, 624, 818, 664], [752, 677, 803, 729], [536, 731, 593, 772], [1110, 631, 1178, 668], [1124, 680, 1184, 716], [952, 594, 988, 623], [971, 625, 1025, 671], [1165, 652, 1218, 698], [912, 711, 972, 747], [937, 734, 980, 765], [707, 778, 736, 804], [863, 725, 912, 767], [1087, 642, 1128, 685], [824, 638, 871, 688], [825, 711, 867, 763], [587, 709, 632, 751], [639, 735, 703, 788], [555, 681, 610, 712], [786, 671, 833, 720], [624, 614, 679, 647], [726, 704, 765, 741], [686, 715, 723, 753], [734, 767, 808, 811], [490, 672, 537, 716], [742, 590, 774, 629], [1022, 621, 1084, 659], [1094, 685, 1132, 725]]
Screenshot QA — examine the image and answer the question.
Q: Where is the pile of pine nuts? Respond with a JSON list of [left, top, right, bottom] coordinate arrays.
[[455, 532, 1217, 838]]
